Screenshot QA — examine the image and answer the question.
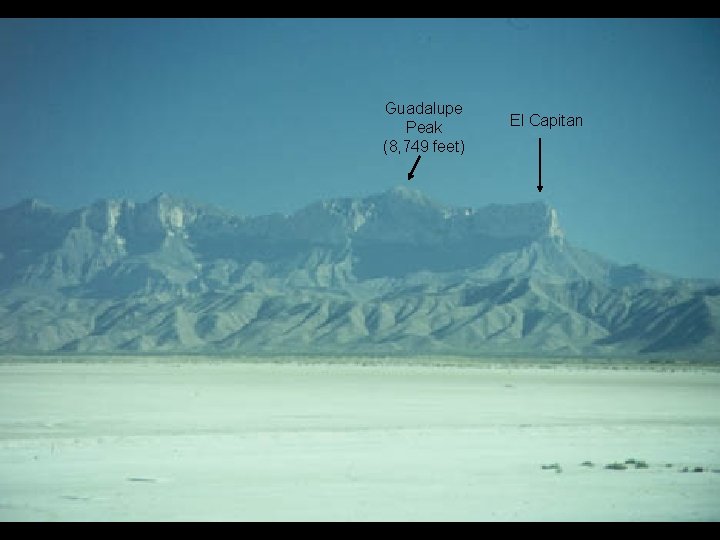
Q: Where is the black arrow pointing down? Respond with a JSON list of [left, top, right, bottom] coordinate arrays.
[[407, 155, 422, 181], [537, 138, 543, 192]]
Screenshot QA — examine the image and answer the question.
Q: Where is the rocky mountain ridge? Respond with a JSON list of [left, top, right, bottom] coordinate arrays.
[[0, 187, 717, 358]]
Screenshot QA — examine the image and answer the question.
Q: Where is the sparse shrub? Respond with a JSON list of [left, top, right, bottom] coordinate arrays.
[[580, 461, 594, 467], [635, 461, 649, 469], [541, 463, 561, 471], [692, 467, 705, 473], [605, 462, 627, 470], [624, 458, 637, 465]]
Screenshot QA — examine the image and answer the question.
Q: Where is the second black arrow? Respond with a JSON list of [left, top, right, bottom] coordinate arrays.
[[537, 138, 543, 192]]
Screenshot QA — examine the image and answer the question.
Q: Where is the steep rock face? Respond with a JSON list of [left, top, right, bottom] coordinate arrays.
[[0, 187, 716, 358]]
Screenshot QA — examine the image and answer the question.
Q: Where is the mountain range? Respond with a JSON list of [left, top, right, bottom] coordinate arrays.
[[1, 186, 718, 359]]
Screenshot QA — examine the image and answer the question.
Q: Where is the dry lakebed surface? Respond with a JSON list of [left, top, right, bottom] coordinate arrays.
[[0, 358, 719, 521]]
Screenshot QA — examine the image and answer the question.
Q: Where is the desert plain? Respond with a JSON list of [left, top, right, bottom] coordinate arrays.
[[0, 358, 718, 521]]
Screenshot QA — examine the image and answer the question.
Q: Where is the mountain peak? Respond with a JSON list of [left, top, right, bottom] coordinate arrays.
[[149, 192, 182, 206], [385, 185, 440, 206], [388, 184, 422, 197]]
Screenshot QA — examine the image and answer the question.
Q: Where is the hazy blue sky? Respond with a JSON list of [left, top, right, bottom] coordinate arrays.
[[1, 18, 719, 278]]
